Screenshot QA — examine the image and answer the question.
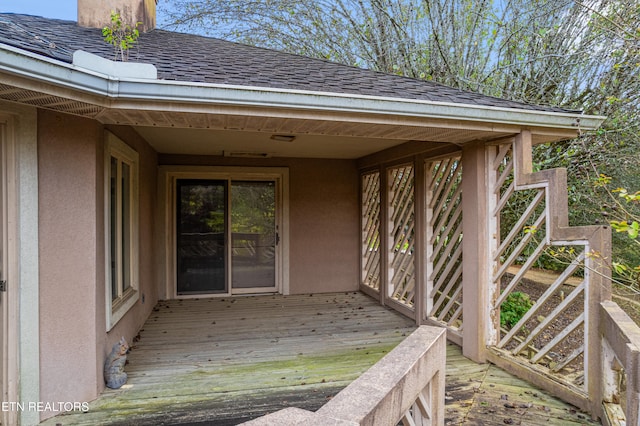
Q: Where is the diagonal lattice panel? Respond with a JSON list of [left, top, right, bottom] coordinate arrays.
[[361, 172, 381, 292], [426, 156, 463, 337], [401, 381, 435, 425], [388, 165, 415, 309], [488, 142, 589, 389]]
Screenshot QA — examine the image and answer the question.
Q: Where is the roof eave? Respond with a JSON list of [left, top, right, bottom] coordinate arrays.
[[0, 45, 607, 133]]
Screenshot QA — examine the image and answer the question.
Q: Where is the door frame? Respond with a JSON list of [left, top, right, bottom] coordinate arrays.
[[0, 106, 39, 426], [160, 166, 289, 299]]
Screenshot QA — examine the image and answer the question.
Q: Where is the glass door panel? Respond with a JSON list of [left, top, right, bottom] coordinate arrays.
[[177, 180, 227, 295], [231, 181, 276, 291]]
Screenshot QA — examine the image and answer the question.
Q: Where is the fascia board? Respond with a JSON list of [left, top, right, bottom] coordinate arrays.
[[117, 79, 606, 130], [0, 45, 606, 131]]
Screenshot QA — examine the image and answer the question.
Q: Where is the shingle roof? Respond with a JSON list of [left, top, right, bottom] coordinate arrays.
[[0, 13, 576, 113]]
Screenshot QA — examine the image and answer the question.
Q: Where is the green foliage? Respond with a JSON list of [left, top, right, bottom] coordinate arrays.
[[588, 174, 640, 289], [230, 182, 275, 235], [102, 11, 141, 61], [612, 219, 640, 239], [500, 292, 534, 330]]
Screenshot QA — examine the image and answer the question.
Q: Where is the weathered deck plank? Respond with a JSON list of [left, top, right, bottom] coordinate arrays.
[[43, 292, 596, 425], [445, 343, 597, 425]]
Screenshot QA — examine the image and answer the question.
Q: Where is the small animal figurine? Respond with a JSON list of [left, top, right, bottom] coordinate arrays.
[[104, 337, 129, 389]]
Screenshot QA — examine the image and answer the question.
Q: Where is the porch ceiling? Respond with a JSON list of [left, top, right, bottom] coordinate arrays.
[[117, 106, 572, 158], [131, 118, 513, 159]]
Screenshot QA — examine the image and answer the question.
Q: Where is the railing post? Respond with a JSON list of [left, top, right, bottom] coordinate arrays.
[[461, 141, 491, 362], [586, 226, 612, 419], [600, 301, 640, 425]]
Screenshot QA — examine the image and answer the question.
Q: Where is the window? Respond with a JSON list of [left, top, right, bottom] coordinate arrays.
[[105, 132, 139, 330]]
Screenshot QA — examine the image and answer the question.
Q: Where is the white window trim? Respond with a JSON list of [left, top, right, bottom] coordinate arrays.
[[105, 131, 139, 331]]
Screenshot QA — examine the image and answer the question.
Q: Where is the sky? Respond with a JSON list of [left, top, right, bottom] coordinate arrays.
[[1, 0, 77, 20]]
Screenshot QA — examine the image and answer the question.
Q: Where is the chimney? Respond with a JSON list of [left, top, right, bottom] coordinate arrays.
[[78, 0, 156, 32]]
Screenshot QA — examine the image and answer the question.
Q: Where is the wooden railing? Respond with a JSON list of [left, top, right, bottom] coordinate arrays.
[[243, 325, 447, 426], [485, 130, 640, 424], [600, 301, 640, 426]]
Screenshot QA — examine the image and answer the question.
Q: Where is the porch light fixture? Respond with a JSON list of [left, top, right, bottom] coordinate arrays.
[[270, 134, 296, 142]]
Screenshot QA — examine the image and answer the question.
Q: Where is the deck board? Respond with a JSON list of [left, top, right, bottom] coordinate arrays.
[[43, 292, 596, 425]]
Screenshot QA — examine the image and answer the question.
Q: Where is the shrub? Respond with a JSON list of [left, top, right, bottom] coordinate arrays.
[[500, 291, 534, 329]]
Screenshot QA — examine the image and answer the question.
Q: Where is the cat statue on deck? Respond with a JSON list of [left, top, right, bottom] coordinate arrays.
[[104, 337, 129, 389]]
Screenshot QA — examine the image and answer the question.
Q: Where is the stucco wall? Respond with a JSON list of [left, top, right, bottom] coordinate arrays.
[[288, 159, 359, 293], [38, 110, 102, 414], [158, 155, 360, 294], [37, 115, 158, 419]]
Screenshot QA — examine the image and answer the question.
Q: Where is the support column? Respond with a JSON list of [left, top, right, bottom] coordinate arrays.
[[414, 157, 426, 325], [379, 165, 388, 306], [461, 141, 490, 362]]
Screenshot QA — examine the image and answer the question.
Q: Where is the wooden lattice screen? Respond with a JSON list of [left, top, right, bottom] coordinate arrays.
[[361, 171, 381, 292], [487, 140, 592, 394], [388, 165, 415, 309], [426, 156, 463, 340]]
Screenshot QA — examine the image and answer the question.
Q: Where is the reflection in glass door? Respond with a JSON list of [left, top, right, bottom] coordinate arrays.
[[176, 180, 227, 295], [176, 179, 278, 296], [231, 181, 276, 291]]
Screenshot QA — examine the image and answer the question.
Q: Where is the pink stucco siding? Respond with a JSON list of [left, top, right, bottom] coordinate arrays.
[[288, 159, 359, 294], [38, 110, 102, 414]]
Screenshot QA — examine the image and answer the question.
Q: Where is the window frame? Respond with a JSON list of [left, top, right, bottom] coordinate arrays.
[[105, 131, 139, 330], [159, 166, 289, 299]]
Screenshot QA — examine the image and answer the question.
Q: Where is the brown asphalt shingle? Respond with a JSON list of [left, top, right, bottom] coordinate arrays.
[[0, 13, 577, 113]]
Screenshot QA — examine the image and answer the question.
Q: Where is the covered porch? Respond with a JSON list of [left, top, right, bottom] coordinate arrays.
[[43, 292, 596, 425], [0, 27, 638, 424]]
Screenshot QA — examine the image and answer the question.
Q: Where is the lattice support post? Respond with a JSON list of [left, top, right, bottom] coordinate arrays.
[[414, 159, 426, 326], [380, 167, 389, 307], [461, 141, 491, 362]]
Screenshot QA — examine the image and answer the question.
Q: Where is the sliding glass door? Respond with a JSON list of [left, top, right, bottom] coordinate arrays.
[[176, 179, 277, 295], [231, 181, 276, 292], [177, 180, 227, 294]]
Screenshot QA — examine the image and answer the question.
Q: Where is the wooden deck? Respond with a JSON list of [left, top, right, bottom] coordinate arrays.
[[43, 292, 596, 425]]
